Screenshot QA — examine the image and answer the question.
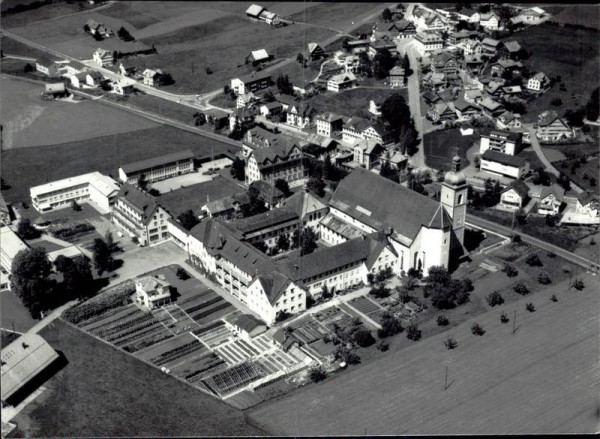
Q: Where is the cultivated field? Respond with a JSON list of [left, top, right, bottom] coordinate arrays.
[[0, 76, 158, 150], [0, 125, 236, 204], [9, 320, 264, 437], [503, 23, 599, 122], [249, 273, 600, 435], [424, 128, 476, 171]]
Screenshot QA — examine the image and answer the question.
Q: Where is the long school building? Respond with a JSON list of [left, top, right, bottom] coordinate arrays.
[[118, 150, 195, 184]]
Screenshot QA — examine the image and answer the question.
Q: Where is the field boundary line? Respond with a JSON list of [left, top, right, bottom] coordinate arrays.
[[344, 302, 382, 330]]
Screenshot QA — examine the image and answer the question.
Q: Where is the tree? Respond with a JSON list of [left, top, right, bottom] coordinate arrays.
[[83, 24, 91, 33], [296, 52, 304, 65], [177, 210, 200, 231], [24, 63, 34, 73], [423, 266, 470, 309], [105, 231, 117, 253], [369, 283, 391, 299], [537, 272, 551, 285], [353, 329, 376, 347], [276, 233, 290, 252], [11, 247, 55, 317], [341, 38, 350, 51], [585, 87, 599, 121], [486, 291, 504, 307], [437, 314, 449, 326], [399, 123, 419, 155], [276, 74, 294, 95], [471, 322, 485, 336], [71, 200, 82, 211], [176, 267, 190, 280], [55, 255, 93, 299], [378, 311, 403, 338], [381, 93, 411, 131], [117, 26, 134, 41], [274, 178, 291, 196], [230, 157, 246, 181], [590, 177, 597, 187], [406, 323, 422, 341], [275, 311, 292, 322], [564, 108, 585, 127], [92, 238, 113, 275], [525, 302, 535, 312], [532, 167, 551, 186], [321, 285, 333, 300], [502, 263, 518, 277], [322, 154, 335, 181], [307, 176, 326, 197], [310, 367, 327, 383], [377, 340, 389, 351], [300, 227, 318, 256], [379, 160, 399, 183], [373, 49, 395, 80], [500, 311, 510, 323], [550, 294, 558, 302], [137, 174, 149, 191], [16, 218, 40, 240], [444, 337, 458, 350], [525, 253, 543, 267], [513, 281, 529, 295], [551, 98, 562, 107], [381, 7, 392, 22], [402, 52, 411, 75], [572, 279, 585, 291]]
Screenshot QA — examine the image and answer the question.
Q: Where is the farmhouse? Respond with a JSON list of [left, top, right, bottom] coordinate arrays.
[[135, 275, 172, 309], [30, 172, 119, 213], [342, 117, 395, 146], [85, 19, 113, 37], [576, 191, 600, 218], [35, 58, 59, 76], [368, 39, 398, 59], [431, 52, 459, 76], [316, 112, 345, 138], [236, 92, 259, 109], [500, 40, 523, 59], [479, 97, 505, 118], [118, 150, 195, 184], [352, 139, 384, 170], [479, 130, 523, 156], [247, 49, 270, 64], [142, 68, 163, 87], [112, 79, 134, 95], [481, 37, 501, 55], [245, 140, 306, 186], [413, 31, 443, 55], [496, 111, 522, 130], [536, 111, 575, 142], [93, 48, 113, 67], [479, 12, 500, 30], [499, 180, 530, 210], [285, 102, 316, 128], [462, 39, 482, 56], [42, 82, 68, 99], [480, 150, 530, 179], [518, 7, 546, 24], [259, 101, 283, 117], [112, 183, 172, 246], [1, 333, 60, 406], [527, 72, 550, 93], [327, 72, 357, 93], [231, 72, 272, 95], [68, 72, 89, 88], [380, 150, 408, 171], [307, 43, 325, 60], [454, 100, 481, 120], [427, 102, 457, 124], [232, 314, 267, 340], [85, 71, 104, 87], [346, 40, 370, 54], [491, 59, 523, 77]]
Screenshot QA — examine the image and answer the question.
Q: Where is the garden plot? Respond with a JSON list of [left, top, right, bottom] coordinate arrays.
[[313, 306, 355, 330], [193, 321, 235, 348], [348, 296, 383, 318], [202, 362, 266, 398], [153, 304, 199, 334], [288, 316, 331, 345]]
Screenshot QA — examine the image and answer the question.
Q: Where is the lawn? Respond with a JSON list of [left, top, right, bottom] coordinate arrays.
[[157, 176, 245, 218], [547, 5, 600, 29], [303, 87, 408, 119], [124, 92, 199, 125], [288, 2, 382, 31], [0, 291, 38, 333], [0, 36, 54, 59], [0, 125, 237, 204], [424, 128, 477, 171], [249, 273, 599, 435], [0, 76, 159, 150], [10, 320, 264, 437], [553, 157, 600, 194], [503, 23, 599, 122], [1, 0, 100, 28]]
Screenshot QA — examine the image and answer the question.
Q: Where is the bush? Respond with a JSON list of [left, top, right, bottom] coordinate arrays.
[[511, 234, 522, 243], [525, 302, 535, 312], [471, 323, 485, 336], [275, 310, 292, 322], [537, 272, 551, 284], [24, 63, 34, 73], [503, 263, 518, 278], [309, 367, 327, 383], [444, 337, 458, 350], [406, 323, 421, 341], [378, 311, 403, 337], [572, 279, 585, 291], [176, 268, 190, 280], [71, 200, 82, 211], [550, 294, 558, 302], [369, 283, 391, 299], [513, 281, 529, 295], [353, 329, 376, 347], [377, 341, 389, 352], [486, 291, 504, 307], [62, 280, 135, 324], [547, 251, 556, 258], [500, 311, 509, 324], [436, 314, 449, 326], [525, 253, 542, 266]]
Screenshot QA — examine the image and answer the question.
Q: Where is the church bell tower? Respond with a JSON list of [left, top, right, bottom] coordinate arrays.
[[441, 155, 468, 249]]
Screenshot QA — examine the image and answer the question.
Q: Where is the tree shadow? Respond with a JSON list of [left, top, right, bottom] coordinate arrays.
[[463, 229, 486, 252]]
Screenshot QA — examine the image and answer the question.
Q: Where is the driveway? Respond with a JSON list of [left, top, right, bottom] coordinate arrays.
[[405, 41, 429, 171]]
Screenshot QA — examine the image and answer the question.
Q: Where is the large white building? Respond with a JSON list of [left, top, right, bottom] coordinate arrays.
[[118, 150, 195, 184], [30, 172, 120, 213], [480, 150, 530, 179], [479, 130, 523, 156], [0, 225, 29, 292]]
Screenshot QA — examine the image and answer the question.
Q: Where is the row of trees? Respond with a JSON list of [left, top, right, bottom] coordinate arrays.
[[254, 227, 319, 256]]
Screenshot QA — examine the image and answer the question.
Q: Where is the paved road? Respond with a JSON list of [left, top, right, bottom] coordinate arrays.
[[405, 41, 429, 171], [466, 214, 599, 269], [523, 123, 583, 193]]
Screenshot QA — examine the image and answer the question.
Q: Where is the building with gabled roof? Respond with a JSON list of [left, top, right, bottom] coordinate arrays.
[[327, 72, 357, 93], [245, 139, 306, 186], [536, 111, 575, 142], [231, 72, 271, 95], [35, 57, 59, 76], [537, 184, 565, 215], [527, 72, 550, 93], [135, 274, 172, 309], [500, 180, 530, 210], [231, 313, 267, 339], [93, 48, 113, 67], [111, 183, 172, 245], [118, 150, 194, 184], [316, 112, 345, 138], [307, 42, 325, 60], [480, 150, 530, 179]]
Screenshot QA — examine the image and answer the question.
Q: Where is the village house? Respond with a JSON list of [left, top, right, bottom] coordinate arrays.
[[481, 37, 501, 56], [527, 72, 550, 93], [517, 7, 546, 24], [352, 139, 384, 170], [499, 180, 530, 210], [85, 71, 104, 87], [68, 72, 89, 88], [536, 111, 575, 142], [342, 117, 395, 146], [230, 72, 272, 95], [491, 59, 524, 77], [427, 102, 457, 124], [249, 180, 286, 210], [35, 58, 60, 76], [285, 102, 316, 128], [500, 40, 524, 60], [496, 111, 522, 130], [576, 192, 600, 218], [380, 150, 408, 171], [86, 19, 113, 38], [118, 150, 195, 184], [236, 92, 259, 109], [231, 314, 267, 340], [431, 51, 459, 76], [480, 130, 523, 156], [118, 62, 136, 77], [388, 66, 405, 87], [92, 48, 113, 67], [245, 4, 280, 26], [245, 140, 306, 186], [479, 12, 500, 30], [135, 275, 172, 309], [111, 79, 134, 95], [480, 150, 530, 179], [455, 8, 480, 23], [537, 185, 565, 216], [229, 107, 255, 131], [380, 19, 416, 40], [316, 112, 345, 138], [462, 39, 483, 56], [463, 87, 483, 104], [259, 101, 283, 118], [142, 68, 163, 87], [413, 31, 443, 55], [454, 99, 481, 120], [247, 49, 270, 65], [368, 39, 398, 59], [422, 90, 442, 106], [30, 172, 119, 214], [479, 97, 505, 118], [327, 72, 357, 93], [307, 42, 325, 60], [112, 183, 172, 246], [346, 39, 370, 54]]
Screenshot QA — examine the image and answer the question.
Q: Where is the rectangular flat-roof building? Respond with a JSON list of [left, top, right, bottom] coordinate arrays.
[[30, 172, 120, 214], [0, 225, 29, 273], [118, 150, 195, 185]]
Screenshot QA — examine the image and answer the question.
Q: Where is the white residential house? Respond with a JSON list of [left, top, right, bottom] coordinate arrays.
[[112, 79, 135, 95], [316, 112, 344, 138], [537, 185, 565, 216], [479, 130, 523, 156], [480, 150, 530, 179], [499, 180, 530, 210], [518, 7, 546, 24], [479, 12, 500, 30], [389, 66, 405, 87], [135, 275, 172, 309], [463, 39, 482, 56], [35, 58, 59, 76], [85, 71, 104, 87], [576, 192, 600, 218], [68, 72, 89, 88], [413, 31, 443, 55], [93, 48, 113, 67], [327, 72, 357, 93], [527, 72, 550, 93], [536, 111, 575, 142], [142, 69, 162, 87], [496, 111, 522, 131]]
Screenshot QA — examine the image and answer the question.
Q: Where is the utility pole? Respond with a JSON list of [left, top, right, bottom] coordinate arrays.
[[512, 310, 517, 334], [444, 365, 448, 390]]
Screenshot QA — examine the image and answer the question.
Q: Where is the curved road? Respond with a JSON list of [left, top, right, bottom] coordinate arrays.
[[466, 214, 599, 270]]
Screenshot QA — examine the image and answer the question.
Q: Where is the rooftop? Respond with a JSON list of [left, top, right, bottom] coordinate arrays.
[[120, 150, 194, 175], [30, 172, 118, 199], [481, 150, 528, 167], [0, 225, 29, 267], [231, 208, 298, 235]]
